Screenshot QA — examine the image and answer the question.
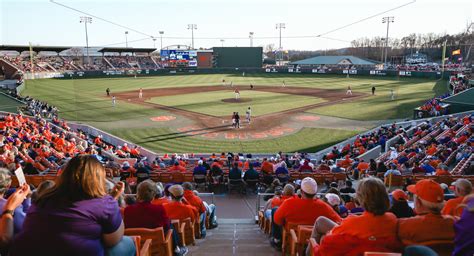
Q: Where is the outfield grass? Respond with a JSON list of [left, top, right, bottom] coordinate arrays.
[[307, 78, 447, 120], [148, 90, 325, 117], [16, 74, 447, 153], [109, 127, 360, 153]]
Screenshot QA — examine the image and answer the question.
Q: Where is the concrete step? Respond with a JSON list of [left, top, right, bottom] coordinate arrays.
[[188, 223, 278, 256]]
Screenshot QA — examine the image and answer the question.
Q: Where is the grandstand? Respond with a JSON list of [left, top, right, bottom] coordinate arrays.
[[1, 0, 474, 255]]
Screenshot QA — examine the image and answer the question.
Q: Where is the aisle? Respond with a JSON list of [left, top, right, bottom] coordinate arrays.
[[188, 220, 279, 256]]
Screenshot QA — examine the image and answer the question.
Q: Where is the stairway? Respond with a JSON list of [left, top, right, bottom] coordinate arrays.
[[188, 220, 279, 256]]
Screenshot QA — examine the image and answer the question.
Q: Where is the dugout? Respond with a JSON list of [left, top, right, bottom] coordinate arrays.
[[442, 88, 474, 113], [212, 47, 262, 68]]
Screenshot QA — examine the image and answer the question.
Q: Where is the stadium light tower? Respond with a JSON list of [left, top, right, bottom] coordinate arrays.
[[220, 39, 225, 47], [249, 32, 254, 47], [382, 16, 394, 64], [159, 31, 164, 50], [80, 16, 92, 64], [275, 23, 285, 65], [187, 24, 197, 49], [125, 31, 129, 48]]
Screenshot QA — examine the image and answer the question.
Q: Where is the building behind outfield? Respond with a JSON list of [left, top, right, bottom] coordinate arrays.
[[290, 55, 381, 69]]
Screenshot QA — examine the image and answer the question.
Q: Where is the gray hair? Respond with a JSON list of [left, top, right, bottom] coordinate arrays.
[[0, 168, 12, 194], [415, 195, 444, 214], [137, 180, 157, 202]]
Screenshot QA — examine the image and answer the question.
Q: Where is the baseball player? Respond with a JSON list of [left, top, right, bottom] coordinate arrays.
[[390, 89, 395, 100], [234, 88, 240, 100], [282, 80, 286, 88], [112, 96, 116, 107], [246, 107, 252, 123], [346, 85, 352, 95], [139, 88, 143, 99]]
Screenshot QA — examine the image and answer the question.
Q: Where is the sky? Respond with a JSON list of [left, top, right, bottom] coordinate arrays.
[[1, 0, 473, 51]]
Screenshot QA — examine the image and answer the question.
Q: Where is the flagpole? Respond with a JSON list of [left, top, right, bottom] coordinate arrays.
[[29, 42, 34, 80], [441, 40, 446, 79]]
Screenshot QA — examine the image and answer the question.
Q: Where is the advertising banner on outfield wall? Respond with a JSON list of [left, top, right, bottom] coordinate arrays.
[[51, 67, 448, 80]]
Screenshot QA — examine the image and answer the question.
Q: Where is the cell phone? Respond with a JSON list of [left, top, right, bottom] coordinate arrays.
[[15, 167, 26, 186]]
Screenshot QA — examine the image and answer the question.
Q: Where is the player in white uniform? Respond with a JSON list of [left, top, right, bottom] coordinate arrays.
[[139, 88, 143, 99], [390, 89, 395, 100], [246, 107, 252, 123], [346, 85, 353, 95], [112, 96, 116, 107], [282, 80, 286, 88], [234, 88, 240, 100]]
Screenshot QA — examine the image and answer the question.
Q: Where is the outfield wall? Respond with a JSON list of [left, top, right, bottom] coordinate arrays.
[[19, 67, 456, 80]]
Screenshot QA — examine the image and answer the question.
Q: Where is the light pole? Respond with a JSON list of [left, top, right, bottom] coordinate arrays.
[[382, 16, 394, 64], [125, 31, 129, 48], [380, 38, 385, 62], [220, 39, 225, 47], [80, 16, 92, 65], [275, 23, 285, 65], [159, 31, 164, 50], [187, 24, 197, 49], [249, 32, 254, 47]]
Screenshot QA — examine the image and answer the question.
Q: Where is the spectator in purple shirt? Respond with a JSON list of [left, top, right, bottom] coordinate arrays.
[[453, 195, 474, 256], [10, 155, 135, 256], [0, 169, 31, 235]]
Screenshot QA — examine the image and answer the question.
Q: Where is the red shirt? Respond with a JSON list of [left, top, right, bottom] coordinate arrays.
[[124, 202, 170, 230], [274, 197, 342, 226], [183, 190, 206, 214], [163, 201, 197, 223]]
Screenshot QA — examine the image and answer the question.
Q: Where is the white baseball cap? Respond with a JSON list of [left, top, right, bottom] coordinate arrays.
[[325, 193, 341, 206], [301, 177, 317, 194]]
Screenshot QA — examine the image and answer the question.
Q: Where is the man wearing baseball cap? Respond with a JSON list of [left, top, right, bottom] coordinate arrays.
[[442, 178, 472, 217], [272, 177, 341, 248], [163, 185, 198, 224], [397, 179, 455, 244]]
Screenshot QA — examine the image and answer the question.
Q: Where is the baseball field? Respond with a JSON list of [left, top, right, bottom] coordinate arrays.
[[15, 73, 447, 153]]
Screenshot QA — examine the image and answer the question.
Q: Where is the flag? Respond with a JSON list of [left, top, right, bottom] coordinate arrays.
[[452, 49, 461, 55]]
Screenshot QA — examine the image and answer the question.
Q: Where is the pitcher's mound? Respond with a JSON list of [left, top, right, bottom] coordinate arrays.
[[221, 98, 252, 103]]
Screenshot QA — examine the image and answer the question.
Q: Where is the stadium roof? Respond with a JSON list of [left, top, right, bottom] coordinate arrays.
[[97, 47, 157, 53], [290, 55, 380, 65], [443, 88, 474, 106], [0, 45, 71, 53]]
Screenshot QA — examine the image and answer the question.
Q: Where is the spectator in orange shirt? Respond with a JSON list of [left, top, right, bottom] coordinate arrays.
[[168, 162, 186, 173], [435, 164, 451, 176], [261, 158, 274, 174], [272, 177, 341, 249], [398, 179, 455, 245], [442, 179, 472, 217], [356, 159, 369, 174], [310, 177, 399, 254], [182, 182, 218, 237], [261, 158, 274, 185], [163, 185, 197, 224], [340, 155, 353, 169]]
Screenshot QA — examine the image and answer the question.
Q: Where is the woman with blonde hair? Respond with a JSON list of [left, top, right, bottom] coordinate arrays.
[[10, 155, 135, 256], [309, 177, 400, 255]]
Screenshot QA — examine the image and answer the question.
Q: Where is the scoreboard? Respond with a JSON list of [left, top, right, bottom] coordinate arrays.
[[160, 50, 197, 67]]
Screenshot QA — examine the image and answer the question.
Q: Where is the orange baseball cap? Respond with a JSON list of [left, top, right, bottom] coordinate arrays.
[[391, 189, 408, 201], [407, 179, 444, 203]]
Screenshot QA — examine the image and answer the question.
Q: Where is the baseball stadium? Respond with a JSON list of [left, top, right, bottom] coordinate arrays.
[[0, 0, 473, 256]]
